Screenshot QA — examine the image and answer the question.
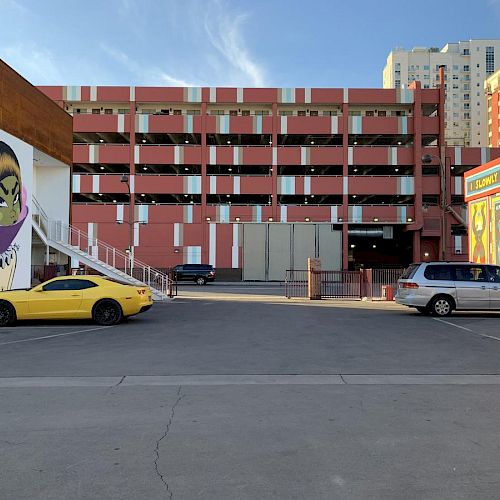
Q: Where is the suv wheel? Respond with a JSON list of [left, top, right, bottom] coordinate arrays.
[[430, 296, 453, 317], [195, 276, 207, 286]]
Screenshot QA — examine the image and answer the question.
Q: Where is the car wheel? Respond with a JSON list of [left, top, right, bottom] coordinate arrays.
[[195, 276, 207, 286], [430, 296, 453, 317], [0, 301, 16, 327], [416, 306, 430, 315], [92, 300, 123, 326]]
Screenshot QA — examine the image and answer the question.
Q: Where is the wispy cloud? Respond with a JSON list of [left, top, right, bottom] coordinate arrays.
[[100, 43, 203, 86], [204, 1, 266, 86], [0, 43, 63, 84]]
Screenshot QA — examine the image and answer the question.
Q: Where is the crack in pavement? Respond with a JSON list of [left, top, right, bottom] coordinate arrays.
[[105, 375, 126, 395], [154, 385, 185, 499]]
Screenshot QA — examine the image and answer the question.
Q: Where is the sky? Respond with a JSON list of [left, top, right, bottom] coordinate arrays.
[[1, 0, 500, 88]]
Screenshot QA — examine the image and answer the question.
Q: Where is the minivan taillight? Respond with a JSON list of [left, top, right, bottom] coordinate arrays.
[[209, 271, 215, 276], [401, 282, 419, 289]]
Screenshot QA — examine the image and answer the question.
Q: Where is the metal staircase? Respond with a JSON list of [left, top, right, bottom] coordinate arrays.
[[32, 198, 175, 300]]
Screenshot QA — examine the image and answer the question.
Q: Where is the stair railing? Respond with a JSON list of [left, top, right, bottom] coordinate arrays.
[[32, 197, 176, 297]]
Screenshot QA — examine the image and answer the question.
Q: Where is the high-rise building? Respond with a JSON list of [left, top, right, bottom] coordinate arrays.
[[383, 40, 500, 147], [39, 80, 500, 279], [486, 69, 500, 147]]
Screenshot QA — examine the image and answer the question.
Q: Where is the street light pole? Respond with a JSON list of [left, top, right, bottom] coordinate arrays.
[[120, 174, 134, 274]]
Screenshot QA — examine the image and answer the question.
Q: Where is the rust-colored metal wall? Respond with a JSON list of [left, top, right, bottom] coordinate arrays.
[[0, 60, 72, 164]]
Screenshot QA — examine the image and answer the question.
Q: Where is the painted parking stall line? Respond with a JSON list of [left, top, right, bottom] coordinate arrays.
[[0, 325, 116, 346], [433, 317, 500, 341]]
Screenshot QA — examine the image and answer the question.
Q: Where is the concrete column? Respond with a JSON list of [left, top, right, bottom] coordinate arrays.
[[308, 257, 321, 300]]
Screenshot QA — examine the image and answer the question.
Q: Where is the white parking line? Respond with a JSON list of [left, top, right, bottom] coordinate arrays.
[[433, 317, 500, 341], [433, 318, 474, 332], [0, 326, 116, 346]]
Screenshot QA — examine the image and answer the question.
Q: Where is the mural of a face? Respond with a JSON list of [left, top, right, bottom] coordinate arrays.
[[0, 144, 22, 227], [0, 141, 25, 291]]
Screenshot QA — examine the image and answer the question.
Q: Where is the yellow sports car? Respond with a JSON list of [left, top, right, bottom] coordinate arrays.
[[0, 275, 153, 327]]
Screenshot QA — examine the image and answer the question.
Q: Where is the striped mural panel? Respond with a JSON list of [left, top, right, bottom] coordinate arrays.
[[185, 87, 202, 102], [343, 176, 348, 195], [232, 224, 240, 268], [279, 88, 296, 103], [184, 115, 193, 133], [233, 147, 242, 165], [217, 205, 230, 223], [253, 115, 263, 134], [454, 235, 462, 254], [300, 147, 310, 165], [209, 146, 216, 164], [343, 88, 349, 103], [304, 88, 312, 104], [135, 205, 149, 223], [90, 86, 97, 101], [72, 175, 81, 193], [210, 176, 217, 194], [397, 206, 407, 223], [186, 246, 202, 264], [348, 147, 353, 165], [185, 176, 201, 194], [134, 145, 140, 163], [183, 205, 193, 223], [129, 87, 135, 101], [133, 221, 140, 246], [117, 114, 125, 133], [272, 147, 277, 166], [89, 145, 99, 163], [92, 175, 99, 193], [137, 114, 149, 133], [129, 175, 135, 193], [281, 116, 287, 134], [454, 176, 463, 195], [65, 86, 81, 101], [280, 176, 295, 195], [331, 116, 338, 134], [280, 205, 288, 222], [454, 147, 462, 165], [209, 223, 216, 265], [174, 146, 184, 165], [116, 204, 124, 223], [330, 206, 338, 223], [388, 147, 397, 165], [304, 176, 311, 195], [481, 147, 491, 164], [173, 223, 183, 246], [349, 205, 363, 223], [397, 89, 414, 104], [209, 87, 217, 103], [397, 176, 414, 195], [217, 115, 230, 134], [252, 206, 262, 222], [236, 88, 243, 103], [398, 117, 408, 135], [349, 116, 362, 134], [233, 176, 240, 194]]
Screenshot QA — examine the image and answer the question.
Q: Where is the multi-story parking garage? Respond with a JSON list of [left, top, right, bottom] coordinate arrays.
[[39, 76, 500, 279]]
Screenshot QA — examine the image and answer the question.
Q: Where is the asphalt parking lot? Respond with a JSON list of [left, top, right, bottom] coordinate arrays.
[[1, 286, 500, 499]]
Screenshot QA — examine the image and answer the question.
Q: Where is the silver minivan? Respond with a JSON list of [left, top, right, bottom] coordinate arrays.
[[395, 262, 500, 316]]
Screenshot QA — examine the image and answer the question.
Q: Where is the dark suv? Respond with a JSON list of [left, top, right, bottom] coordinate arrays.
[[173, 264, 215, 285]]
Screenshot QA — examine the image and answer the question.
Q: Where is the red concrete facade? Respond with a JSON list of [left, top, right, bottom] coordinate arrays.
[[39, 83, 500, 275]]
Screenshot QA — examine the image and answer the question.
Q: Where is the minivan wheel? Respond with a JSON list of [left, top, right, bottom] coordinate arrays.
[[195, 276, 207, 286], [430, 296, 453, 317], [416, 306, 430, 315]]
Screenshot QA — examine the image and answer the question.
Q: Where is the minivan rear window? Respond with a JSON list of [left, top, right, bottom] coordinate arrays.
[[424, 265, 454, 281], [400, 264, 420, 280]]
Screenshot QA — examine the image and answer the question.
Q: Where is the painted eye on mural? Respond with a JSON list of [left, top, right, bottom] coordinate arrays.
[[13, 193, 19, 205], [0, 198, 7, 208]]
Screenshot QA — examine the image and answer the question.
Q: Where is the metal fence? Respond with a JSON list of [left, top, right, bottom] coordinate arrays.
[[321, 270, 362, 298], [285, 267, 404, 300], [370, 268, 404, 300]]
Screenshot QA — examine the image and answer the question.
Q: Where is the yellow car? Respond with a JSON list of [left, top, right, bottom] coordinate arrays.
[[0, 275, 153, 327]]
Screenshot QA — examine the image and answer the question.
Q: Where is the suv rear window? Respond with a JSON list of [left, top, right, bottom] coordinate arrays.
[[424, 265, 454, 281], [400, 264, 420, 280]]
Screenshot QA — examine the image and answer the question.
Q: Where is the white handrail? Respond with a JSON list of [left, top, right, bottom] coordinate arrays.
[[32, 197, 174, 297]]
